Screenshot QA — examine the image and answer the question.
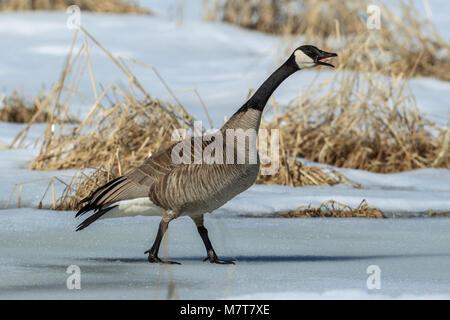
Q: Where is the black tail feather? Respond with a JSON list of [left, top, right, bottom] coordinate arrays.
[[76, 176, 123, 206], [75, 176, 125, 218], [90, 178, 126, 207], [74, 174, 148, 230], [75, 203, 93, 218], [76, 205, 118, 231]]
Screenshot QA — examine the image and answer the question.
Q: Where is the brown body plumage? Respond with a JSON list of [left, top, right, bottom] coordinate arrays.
[[77, 108, 262, 225]]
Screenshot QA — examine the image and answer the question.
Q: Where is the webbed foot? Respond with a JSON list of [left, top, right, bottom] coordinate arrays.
[[203, 250, 235, 264], [145, 250, 181, 265]]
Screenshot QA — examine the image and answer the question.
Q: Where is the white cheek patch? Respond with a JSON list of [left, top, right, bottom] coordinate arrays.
[[294, 50, 315, 69]]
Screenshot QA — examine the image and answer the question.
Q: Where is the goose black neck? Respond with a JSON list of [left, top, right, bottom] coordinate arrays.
[[237, 55, 299, 113]]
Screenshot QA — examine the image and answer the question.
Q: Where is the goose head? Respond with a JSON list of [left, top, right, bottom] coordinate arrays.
[[293, 45, 338, 69]]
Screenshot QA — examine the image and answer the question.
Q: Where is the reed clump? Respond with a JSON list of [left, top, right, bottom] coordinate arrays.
[[0, 90, 51, 123], [204, 0, 450, 81], [255, 118, 360, 187], [256, 156, 357, 187], [0, 0, 152, 14], [54, 167, 111, 210], [22, 28, 194, 175], [262, 56, 449, 173], [282, 199, 385, 218], [8, 28, 197, 209], [204, 0, 364, 37], [0, 90, 77, 123], [30, 97, 192, 172]]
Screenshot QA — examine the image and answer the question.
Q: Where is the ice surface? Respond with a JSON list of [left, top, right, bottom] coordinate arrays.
[[0, 149, 78, 209], [0, 209, 449, 299]]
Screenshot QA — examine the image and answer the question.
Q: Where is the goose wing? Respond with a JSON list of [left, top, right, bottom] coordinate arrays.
[[75, 147, 177, 230]]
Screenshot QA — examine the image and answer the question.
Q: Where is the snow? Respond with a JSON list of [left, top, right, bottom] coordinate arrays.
[[408, 78, 450, 126], [0, 0, 449, 299]]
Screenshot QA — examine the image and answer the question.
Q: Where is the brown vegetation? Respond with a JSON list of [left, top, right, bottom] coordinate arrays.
[[0, 0, 152, 14], [282, 199, 385, 218], [259, 63, 449, 173], [203, 0, 450, 81], [0, 90, 77, 123], [20, 28, 193, 173]]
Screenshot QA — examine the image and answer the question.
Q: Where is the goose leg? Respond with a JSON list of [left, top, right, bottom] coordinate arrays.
[[190, 215, 235, 265], [145, 217, 180, 265]]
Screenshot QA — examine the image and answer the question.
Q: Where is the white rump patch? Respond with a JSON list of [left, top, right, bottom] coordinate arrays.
[[100, 197, 164, 219]]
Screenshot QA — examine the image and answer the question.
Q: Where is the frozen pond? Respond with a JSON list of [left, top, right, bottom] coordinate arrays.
[[1, 209, 449, 299]]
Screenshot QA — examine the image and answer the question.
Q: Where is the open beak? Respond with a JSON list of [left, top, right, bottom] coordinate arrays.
[[316, 51, 338, 68]]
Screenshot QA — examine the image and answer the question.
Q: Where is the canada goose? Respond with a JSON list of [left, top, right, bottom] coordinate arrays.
[[76, 45, 337, 264]]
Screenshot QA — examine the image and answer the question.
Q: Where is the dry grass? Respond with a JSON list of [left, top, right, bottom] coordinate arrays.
[[21, 28, 194, 173], [29, 95, 192, 172], [256, 156, 358, 187], [428, 211, 450, 217], [0, 90, 77, 123], [0, 90, 51, 123], [204, 0, 363, 37], [261, 62, 449, 173], [204, 0, 450, 81], [53, 168, 111, 210], [282, 199, 385, 218], [256, 95, 361, 187], [7, 27, 197, 209], [332, 1, 450, 81], [0, 0, 152, 14]]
